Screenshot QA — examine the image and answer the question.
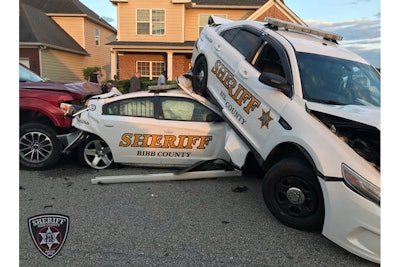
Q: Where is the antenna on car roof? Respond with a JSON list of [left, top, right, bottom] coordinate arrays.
[[265, 17, 343, 43]]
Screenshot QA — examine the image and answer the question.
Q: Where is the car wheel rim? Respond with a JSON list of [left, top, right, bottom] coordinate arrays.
[[20, 131, 53, 163], [83, 139, 113, 169], [198, 69, 205, 82], [275, 176, 317, 217]]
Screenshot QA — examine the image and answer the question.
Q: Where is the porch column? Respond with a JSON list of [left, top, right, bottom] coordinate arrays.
[[110, 49, 117, 80], [167, 51, 173, 81]]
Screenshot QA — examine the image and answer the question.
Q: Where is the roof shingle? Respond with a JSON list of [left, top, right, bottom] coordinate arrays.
[[19, 2, 88, 55], [19, 0, 116, 54]]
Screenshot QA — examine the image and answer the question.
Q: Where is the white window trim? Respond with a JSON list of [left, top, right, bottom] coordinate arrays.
[[136, 8, 166, 36], [95, 28, 100, 46], [137, 61, 165, 80]]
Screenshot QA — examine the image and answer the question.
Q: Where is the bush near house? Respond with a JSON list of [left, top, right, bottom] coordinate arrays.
[[83, 66, 101, 81], [117, 78, 177, 94]]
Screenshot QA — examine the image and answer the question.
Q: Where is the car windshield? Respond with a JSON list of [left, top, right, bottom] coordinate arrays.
[[297, 52, 380, 107], [19, 65, 45, 83]]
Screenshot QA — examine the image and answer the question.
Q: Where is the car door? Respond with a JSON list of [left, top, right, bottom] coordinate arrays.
[[209, 27, 292, 156], [230, 38, 293, 155], [97, 95, 228, 167], [154, 95, 228, 166], [97, 96, 159, 165], [206, 26, 262, 111]]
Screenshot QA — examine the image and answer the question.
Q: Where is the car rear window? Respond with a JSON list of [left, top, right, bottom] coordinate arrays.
[[103, 97, 154, 117], [222, 28, 261, 60]]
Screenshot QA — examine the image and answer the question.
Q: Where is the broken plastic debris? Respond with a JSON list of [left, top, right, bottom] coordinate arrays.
[[231, 185, 248, 192]]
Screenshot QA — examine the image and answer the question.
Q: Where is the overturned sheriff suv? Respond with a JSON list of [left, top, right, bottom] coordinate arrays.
[[189, 16, 380, 263]]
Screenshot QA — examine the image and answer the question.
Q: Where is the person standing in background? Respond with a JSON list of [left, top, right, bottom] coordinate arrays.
[[157, 71, 167, 85], [89, 70, 102, 85], [129, 72, 141, 92]]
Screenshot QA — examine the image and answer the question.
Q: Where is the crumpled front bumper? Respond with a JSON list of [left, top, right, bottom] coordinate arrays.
[[57, 130, 88, 154], [321, 179, 380, 263]]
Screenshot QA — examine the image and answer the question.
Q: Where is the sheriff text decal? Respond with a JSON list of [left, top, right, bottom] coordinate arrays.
[[119, 133, 213, 149], [211, 60, 261, 116]]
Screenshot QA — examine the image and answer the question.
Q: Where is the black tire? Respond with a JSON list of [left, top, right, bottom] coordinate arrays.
[[192, 56, 208, 96], [262, 158, 324, 231], [19, 123, 62, 169], [77, 136, 114, 170]]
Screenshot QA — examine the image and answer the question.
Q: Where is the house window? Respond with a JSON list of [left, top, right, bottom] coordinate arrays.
[[95, 28, 100, 45], [137, 9, 165, 35], [137, 61, 165, 80], [199, 14, 226, 35]]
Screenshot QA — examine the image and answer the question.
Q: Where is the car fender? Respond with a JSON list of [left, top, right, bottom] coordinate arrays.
[[20, 97, 72, 127]]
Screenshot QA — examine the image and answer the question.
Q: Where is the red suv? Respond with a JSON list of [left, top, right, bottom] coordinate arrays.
[[19, 64, 102, 169]]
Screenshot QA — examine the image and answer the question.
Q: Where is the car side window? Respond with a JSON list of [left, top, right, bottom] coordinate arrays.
[[221, 28, 262, 61], [160, 97, 220, 122], [103, 97, 154, 117], [220, 27, 240, 43], [254, 42, 285, 78]]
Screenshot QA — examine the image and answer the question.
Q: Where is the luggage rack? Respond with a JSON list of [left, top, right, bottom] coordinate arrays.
[[265, 17, 343, 42]]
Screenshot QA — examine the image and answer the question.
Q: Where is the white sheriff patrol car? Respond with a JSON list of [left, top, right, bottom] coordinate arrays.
[[189, 16, 380, 263], [60, 86, 231, 170]]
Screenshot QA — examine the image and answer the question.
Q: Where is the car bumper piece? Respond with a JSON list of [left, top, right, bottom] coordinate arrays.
[[321, 179, 380, 263]]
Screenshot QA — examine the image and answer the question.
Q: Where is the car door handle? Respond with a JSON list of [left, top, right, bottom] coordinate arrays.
[[239, 69, 248, 79], [103, 123, 114, 127], [214, 44, 221, 51]]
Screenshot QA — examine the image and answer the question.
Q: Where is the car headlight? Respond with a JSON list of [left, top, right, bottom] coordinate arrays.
[[59, 103, 75, 116], [342, 163, 380, 206]]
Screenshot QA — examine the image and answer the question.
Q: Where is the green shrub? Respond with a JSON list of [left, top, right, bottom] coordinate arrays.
[[82, 66, 101, 81], [117, 80, 130, 94], [117, 78, 177, 94]]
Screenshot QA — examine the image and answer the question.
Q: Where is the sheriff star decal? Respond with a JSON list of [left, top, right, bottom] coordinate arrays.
[[258, 109, 273, 129]]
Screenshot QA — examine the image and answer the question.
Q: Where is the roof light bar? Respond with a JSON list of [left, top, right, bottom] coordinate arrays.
[[265, 17, 343, 42], [148, 84, 177, 92]]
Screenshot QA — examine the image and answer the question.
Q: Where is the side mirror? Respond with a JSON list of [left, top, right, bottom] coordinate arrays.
[[258, 72, 292, 97]]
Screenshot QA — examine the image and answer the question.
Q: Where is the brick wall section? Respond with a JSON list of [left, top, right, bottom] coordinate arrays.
[[118, 53, 166, 80], [118, 52, 191, 80], [172, 54, 192, 80], [253, 7, 290, 22]]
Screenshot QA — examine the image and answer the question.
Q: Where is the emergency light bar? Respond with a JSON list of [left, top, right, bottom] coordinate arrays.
[[148, 84, 177, 92], [265, 17, 343, 42]]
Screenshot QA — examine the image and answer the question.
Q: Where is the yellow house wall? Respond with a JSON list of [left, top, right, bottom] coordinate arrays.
[[52, 17, 85, 47], [51, 16, 116, 81], [184, 9, 256, 41], [83, 19, 116, 79], [117, 0, 185, 42]]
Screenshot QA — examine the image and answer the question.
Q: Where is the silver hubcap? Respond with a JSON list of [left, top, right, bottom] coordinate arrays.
[[198, 70, 204, 82], [286, 187, 305, 205], [84, 140, 113, 169]]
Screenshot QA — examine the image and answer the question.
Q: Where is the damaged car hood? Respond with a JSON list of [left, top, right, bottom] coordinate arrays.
[[20, 81, 102, 100], [306, 101, 380, 170], [306, 102, 380, 131]]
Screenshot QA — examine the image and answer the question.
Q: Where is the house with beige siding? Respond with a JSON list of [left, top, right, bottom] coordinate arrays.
[[108, 0, 304, 82], [19, 0, 117, 82]]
